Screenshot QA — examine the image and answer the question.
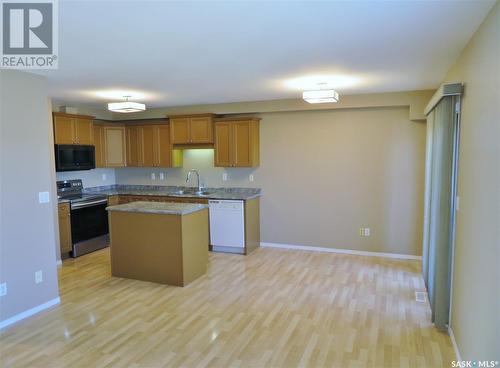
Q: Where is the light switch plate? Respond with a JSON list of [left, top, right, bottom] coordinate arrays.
[[249, 174, 254, 182], [222, 173, 228, 181], [159, 172, 165, 180], [38, 192, 50, 204], [0, 282, 7, 296], [151, 173, 156, 181], [102, 173, 107, 181], [35, 270, 43, 284], [364, 228, 370, 237]]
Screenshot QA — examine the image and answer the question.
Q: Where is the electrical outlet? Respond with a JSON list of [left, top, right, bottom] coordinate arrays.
[[249, 174, 254, 182], [0, 282, 7, 296], [35, 270, 43, 284], [102, 173, 107, 181], [151, 173, 156, 181], [38, 192, 50, 204], [359, 228, 371, 237], [159, 172, 165, 181], [222, 173, 228, 181]]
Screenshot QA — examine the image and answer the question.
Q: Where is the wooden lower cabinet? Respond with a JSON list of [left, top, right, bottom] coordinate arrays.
[[112, 194, 260, 255], [117, 195, 208, 205], [58, 203, 72, 257], [107, 195, 120, 206]]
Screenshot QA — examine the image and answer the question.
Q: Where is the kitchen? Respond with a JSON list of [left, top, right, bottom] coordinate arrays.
[[55, 112, 262, 284], [1, 1, 498, 366]]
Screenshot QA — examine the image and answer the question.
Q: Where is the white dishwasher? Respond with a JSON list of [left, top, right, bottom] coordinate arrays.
[[209, 200, 245, 253]]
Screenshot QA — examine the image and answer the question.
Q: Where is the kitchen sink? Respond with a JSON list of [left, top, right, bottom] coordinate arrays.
[[172, 189, 212, 196]]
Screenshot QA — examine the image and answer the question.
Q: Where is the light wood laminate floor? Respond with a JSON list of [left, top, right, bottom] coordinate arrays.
[[0, 247, 455, 367]]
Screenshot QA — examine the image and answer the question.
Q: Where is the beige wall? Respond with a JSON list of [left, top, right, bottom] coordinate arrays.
[[116, 106, 426, 256], [0, 71, 60, 322], [443, 2, 499, 361]]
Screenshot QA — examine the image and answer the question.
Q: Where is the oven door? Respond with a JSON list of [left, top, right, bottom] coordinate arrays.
[[70, 199, 109, 257]]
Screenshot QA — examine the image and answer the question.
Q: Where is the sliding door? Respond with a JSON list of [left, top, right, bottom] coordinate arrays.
[[422, 92, 461, 330]]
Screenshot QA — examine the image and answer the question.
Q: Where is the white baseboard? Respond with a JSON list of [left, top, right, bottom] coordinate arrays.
[[260, 242, 422, 260], [448, 326, 462, 361], [0, 297, 60, 330]]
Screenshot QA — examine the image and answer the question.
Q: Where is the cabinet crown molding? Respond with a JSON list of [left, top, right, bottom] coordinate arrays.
[[53, 112, 94, 120]]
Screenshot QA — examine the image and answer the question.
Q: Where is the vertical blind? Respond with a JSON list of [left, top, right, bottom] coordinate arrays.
[[422, 86, 461, 330]]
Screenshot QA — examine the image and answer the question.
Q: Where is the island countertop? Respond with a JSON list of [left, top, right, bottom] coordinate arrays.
[[106, 201, 208, 215]]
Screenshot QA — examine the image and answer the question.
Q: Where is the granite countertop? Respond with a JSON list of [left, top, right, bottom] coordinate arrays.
[[85, 185, 261, 200], [106, 201, 208, 215]]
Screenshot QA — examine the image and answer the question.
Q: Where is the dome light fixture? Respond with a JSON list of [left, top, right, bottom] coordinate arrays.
[[108, 96, 146, 113], [303, 83, 339, 104]]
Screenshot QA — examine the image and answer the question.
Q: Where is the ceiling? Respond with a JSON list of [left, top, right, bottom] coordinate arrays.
[[37, 0, 495, 109]]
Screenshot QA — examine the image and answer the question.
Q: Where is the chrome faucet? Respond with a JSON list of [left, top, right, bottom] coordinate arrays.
[[186, 169, 202, 192]]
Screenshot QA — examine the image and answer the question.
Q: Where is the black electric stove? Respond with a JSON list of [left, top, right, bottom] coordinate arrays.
[[57, 179, 109, 257]]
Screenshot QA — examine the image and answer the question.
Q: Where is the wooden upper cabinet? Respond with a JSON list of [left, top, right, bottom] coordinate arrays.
[[104, 126, 126, 167], [137, 124, 182, 168], [190, 116, 213, 143], [214, 122, 232, 167], [53, 112, 94, 145], [214, 117, 260, 168], [53, 115, 75, 144], [74, 118, 93, 145], [170, 117, 190, 144], [93, 125, 105, 168], [126, 126, 140, 167], [169, 114, 214, 144], [233, 121, 253, 167], [140, 125, 156, 167], [156, 125, 171, 167]]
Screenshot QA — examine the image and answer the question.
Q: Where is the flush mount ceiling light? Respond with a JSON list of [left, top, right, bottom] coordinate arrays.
[[303, 84, 339, 104], [107, 96, 146, 113]]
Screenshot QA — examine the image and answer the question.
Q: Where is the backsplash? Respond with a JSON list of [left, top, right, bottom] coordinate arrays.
[[56, 168, 116, 187], [114, 149, 259, 188]]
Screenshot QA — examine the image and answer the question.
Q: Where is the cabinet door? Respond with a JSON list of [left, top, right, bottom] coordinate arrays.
[[170, 118, 190, 144], [108, 196, 120, 206], [104, 126, 126, 167], [214, 122, 232, 167], [233, 121, 252, 167], [126, 126, 140, 167], [140, 125, 156, 167], [190, 116, 213, 143], [156, 125, 171, 167], [58, 204, 72, 255], [54, 115, 75, 144], [93, 125, 105, 167], [74, 118, 93, 145]]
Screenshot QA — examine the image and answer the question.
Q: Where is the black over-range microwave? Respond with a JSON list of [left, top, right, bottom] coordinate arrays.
[[55, 144, 95, 172]]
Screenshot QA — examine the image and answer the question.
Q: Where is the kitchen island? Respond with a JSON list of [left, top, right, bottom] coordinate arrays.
[[107, 201, 209, 287]]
